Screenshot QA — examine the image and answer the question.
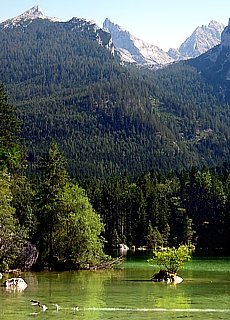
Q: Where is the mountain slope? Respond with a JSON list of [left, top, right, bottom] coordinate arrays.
[[0, 8, 186, 177], [1, 7, 230, 179], [168, 20, 225, 60], [103, 18, 174, 67], [186, 18, 230, 101], [104, 17, 225, 67]]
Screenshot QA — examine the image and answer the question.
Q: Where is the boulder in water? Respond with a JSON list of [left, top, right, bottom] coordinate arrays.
[[3, 277, 27, 290]]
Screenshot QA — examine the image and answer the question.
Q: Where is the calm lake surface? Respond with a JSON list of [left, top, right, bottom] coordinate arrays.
[[0, 253, 229, 320]]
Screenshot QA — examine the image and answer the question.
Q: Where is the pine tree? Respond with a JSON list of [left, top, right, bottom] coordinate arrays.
[[35, 140, 69, 260], [0, 83, 22, 171]]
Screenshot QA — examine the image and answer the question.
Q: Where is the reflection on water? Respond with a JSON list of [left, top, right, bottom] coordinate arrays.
[[0, 255, 229, 319]]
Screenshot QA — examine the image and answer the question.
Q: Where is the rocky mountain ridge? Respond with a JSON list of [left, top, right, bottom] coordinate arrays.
[[1, 5, 63, 28], [103, 18, 174, 67], [1, 5, 226, 69], [168, 20, 225, 60], [0, 6, 114, 54], [1, 6, 230, 178], [104, 18, 226, 68], [185, 18, 230, 102]]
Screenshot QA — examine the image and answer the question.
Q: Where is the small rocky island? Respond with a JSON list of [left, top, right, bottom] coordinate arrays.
[[148, 244, 193, 284], [151, 270, 183, 284]]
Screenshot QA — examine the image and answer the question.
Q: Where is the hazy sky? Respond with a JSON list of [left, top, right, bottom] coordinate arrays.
[[1, 0, 230, 50]]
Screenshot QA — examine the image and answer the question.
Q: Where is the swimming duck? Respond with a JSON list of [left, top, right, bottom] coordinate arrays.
[[30, 300, 48, 311]]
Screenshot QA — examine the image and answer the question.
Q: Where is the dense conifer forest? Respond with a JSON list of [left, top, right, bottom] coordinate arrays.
[[1, 18, 230, 179], [1, 17, 230, 271]]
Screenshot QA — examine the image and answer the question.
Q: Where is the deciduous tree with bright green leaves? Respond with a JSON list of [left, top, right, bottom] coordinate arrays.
[[148, 244, 193, 275], [54, 183, 108, 268]]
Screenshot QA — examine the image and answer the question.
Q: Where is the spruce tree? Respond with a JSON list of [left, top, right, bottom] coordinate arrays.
[[35, 140, 69, 260], [0, 83, 22, 171]]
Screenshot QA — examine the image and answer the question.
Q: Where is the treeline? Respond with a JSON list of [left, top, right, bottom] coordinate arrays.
[[81, 164, 230, 251], [1, 18, 230, 179]]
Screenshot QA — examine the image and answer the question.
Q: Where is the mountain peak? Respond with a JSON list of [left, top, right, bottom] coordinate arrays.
[[0, 5, 62, 28], [168, 20, 225, 60], [21, 5, 44, 18], [187, 18, 230, 85]]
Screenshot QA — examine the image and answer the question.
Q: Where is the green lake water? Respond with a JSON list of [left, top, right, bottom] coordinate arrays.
[[0, 254, 229, 319]]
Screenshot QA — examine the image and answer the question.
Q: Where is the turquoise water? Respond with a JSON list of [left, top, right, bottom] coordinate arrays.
[[0, 256, 229, 319]]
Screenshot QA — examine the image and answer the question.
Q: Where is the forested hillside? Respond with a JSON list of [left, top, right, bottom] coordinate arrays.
[[1, 12, 230, 268], [1, 17, 230, 179], [81, 164, 230, 251]]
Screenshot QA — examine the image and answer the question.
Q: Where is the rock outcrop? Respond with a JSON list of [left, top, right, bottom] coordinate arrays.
[[103, 18, 174, 68], [169, 20, 225, 60], [220, 18, 230, 48]]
